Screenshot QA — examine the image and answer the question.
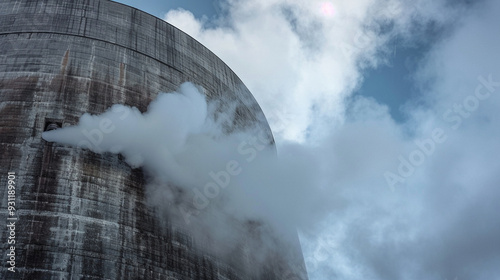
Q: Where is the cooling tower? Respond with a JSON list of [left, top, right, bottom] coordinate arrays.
[[0, 0, 307, 279]]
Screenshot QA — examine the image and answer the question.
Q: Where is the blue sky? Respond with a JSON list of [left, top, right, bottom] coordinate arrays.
[[111, 1, 500, 279], [356, 45, 422, 122]]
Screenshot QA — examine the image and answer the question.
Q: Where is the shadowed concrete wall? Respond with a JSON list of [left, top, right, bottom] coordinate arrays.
[[0, 0, 307, 279]]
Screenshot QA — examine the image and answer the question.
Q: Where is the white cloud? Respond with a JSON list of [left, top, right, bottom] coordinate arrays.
[[164, 0, 472, 143], [165, 0, 500, 279], [165, 0, 395, 142]]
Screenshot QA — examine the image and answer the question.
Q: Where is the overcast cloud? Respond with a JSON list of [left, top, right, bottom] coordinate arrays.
[[163, 0, 500, 279]]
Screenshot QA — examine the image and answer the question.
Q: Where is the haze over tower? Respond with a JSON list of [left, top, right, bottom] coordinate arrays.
[[0, 0, 307, 279]]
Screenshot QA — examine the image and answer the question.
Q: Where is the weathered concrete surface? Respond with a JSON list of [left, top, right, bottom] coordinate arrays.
[[0, 0, 307, 279]]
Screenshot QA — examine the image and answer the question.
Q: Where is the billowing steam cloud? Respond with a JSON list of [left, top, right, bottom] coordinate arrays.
[[42, 80, 328, 228], [42, 82, 333, 271]]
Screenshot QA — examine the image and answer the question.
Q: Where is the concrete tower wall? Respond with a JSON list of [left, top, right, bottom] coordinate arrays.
[[0, 0, 306, 279]]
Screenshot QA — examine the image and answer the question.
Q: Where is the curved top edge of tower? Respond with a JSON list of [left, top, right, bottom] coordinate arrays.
[[107, 0, 275, 143], [2, 0, 275, 144]]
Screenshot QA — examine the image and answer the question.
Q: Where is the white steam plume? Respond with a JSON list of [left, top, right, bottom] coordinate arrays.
[[42, 82, 323, 276], [42, 80, 332, 231]]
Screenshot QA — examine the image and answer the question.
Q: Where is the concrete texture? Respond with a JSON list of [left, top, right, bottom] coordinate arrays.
[[0, 0, 307, 279]]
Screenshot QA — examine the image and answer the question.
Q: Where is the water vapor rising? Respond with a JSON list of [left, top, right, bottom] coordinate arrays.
[[42, 82, 322, 276], [41, 81, 332, 232]]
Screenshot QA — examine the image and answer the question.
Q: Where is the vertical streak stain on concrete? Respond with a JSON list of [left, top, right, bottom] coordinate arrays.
[[61, 50, 70, 75], [0, 0, 307, 279], [118, 62, 125, 87]]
